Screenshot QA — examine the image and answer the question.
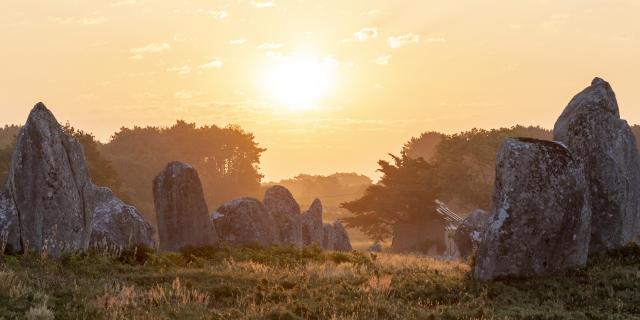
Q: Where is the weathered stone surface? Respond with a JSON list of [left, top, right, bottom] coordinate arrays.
[[301, 198, 323, 246], [0, 189, 20, 252], [554, 77, 640, 253], [320, 220, 352, 252], [454, 209, 491, 258], [333, 220, 352, 252], [0, 103, 155, 255], [474, 138, 591, 281], [212, 197, 279, 246], [153, 161, 217, 251], [5, 103, 95, 255], [263, 186, 302, 247], [321, 223, 336, 251], [90, 187, 155, 249]]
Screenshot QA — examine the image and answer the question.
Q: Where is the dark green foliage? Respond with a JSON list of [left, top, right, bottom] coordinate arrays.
[[429, 126, 552, 211], [343, 126, 554, 243], [341, 153, 441, 241]]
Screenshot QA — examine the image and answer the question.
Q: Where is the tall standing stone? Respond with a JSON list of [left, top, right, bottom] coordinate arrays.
[[6, 103, 95, 255], [212, 197, 279, 246], [321, 220, 353, 252], [263, 185, 303, 247], [301, 198, 323, 246], [0, 103, 154, 255], [554, 78, 640, 253], [332, 220, 353, 252], [153, 161, 217, 251], [473, 138, 591, 281]]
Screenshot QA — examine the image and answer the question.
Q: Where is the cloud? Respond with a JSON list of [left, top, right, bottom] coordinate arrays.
[[388, 33, 421, 48], [230, 38, 247, 45], [252, 1, 275, 8], [209, 10, 229, 20], [375, 55, 391, 65], [130, 42, 170, 54], [353, 28, 378, 41], [167, 65, 192, 75], [50, 16, 107, 25], [258, 42, 283, 49], [199, 58, 223, 69]]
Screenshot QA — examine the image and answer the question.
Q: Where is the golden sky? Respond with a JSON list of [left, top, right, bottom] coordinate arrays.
[[2, 0, 640, 181]]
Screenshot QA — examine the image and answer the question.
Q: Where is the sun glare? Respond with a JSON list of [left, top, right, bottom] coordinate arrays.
[[262, 52, 334, 111]]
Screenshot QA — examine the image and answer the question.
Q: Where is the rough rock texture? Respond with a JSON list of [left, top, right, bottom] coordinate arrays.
[[454, 209, 491, 258], [301, 199, 324, 246], [212, 197, 279, 246], [321, 223, 336, 250], [474, 138, 592, 281], [153, 161, 217, 251], [0, 103, 154, 255], [263, 186, 303, 247], [320, 220, 352, 252], [0, 189, 20, 252], [90, 187, 155, 249], [6, 103, 96, 255], [333, 220, 352, 251], [553, 78, 640, 253]]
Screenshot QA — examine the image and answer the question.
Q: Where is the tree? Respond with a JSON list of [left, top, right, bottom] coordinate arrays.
[[341, 153, 441, 241], [100, 120, 266, 226], [402, 131, 445, 161]]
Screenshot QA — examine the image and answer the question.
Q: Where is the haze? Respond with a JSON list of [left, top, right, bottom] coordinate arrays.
[[2, 0, 640, 181]]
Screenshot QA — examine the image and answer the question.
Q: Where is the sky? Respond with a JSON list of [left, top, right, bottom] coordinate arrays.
[[2, 0, 640, 181]]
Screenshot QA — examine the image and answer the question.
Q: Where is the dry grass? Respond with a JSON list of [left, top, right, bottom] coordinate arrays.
[[0, 244, 638, 319]]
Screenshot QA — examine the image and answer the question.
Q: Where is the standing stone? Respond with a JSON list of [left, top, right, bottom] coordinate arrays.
[[0, 189, 20, 252], [333, 220, 353, 252], [301, 198, 324, 246], [321, 223, 336, 250], [263, 186, 303, 247], [554, 78, 640, 253], [90, 187, 155, 249], [0, 103, 154, 255], [153, 161, 217, 251], [212, 197, 279, 246], [474, 138, 591, 281], [454, 209, 491, 258], [321, 220, 353, 252], [6, 103, 95, 255]]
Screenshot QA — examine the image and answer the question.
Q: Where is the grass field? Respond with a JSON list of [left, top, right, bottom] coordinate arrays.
[[1, 244, 639, 319]]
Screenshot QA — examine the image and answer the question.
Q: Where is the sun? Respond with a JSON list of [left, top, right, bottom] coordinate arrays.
[[261, 51, 334, 111]]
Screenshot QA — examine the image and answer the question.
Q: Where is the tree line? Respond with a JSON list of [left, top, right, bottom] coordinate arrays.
[[0, 121, 265, 227]]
